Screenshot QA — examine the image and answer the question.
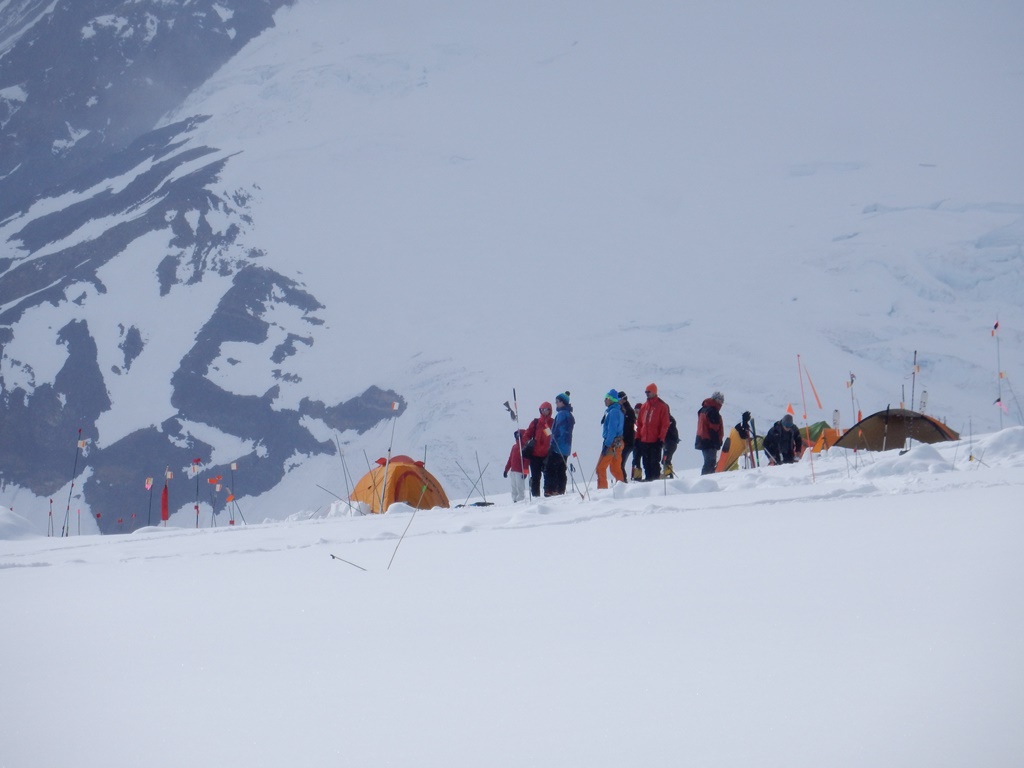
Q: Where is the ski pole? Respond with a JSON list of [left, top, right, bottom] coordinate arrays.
[[475, 451, 488, 504], [330, 554, 367, 571], [455, 460, 489, 506], [61, 429, 84, 536], [388, 505, 422, 570], [750, 418, 760, 467], [571, 451, 591, 500]]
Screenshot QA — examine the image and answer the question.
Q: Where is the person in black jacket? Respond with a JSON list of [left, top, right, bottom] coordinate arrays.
[[618, 392, 636, 482], [662, 415, 680, 477], [762, 413, 803, 464]]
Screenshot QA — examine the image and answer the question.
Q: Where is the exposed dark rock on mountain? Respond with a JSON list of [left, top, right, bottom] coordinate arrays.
[[0, 2, 405, 531]]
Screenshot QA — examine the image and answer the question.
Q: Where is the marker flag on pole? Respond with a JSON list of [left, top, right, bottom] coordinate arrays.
[[996, 397, 1009, 413], [161, 483, 169, 522], [992, 320, 1000, 336], [804, 365, 823, 410], [391, 402, 399, 411], [145, 477, 153, 491], [786, 403, 795, 416]]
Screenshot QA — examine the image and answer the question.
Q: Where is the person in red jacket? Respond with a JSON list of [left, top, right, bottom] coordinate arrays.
[[521, 402, 553, 498], [638, 383, 670, 480], [503, 429, 529, 502], [695, 391, 726, 474]]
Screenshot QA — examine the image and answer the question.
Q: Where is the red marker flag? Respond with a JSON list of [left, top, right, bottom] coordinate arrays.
[[161, 484, 169, 522]]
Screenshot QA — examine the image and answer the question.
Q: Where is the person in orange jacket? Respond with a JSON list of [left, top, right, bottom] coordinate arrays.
[[503, 429, 529, 502], [695, 391, 726, 474], [638, 383, 670, 480], [521, 402, 554, 498]]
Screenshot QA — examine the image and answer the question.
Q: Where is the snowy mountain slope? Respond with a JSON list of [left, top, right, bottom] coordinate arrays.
[[0, 1, 410, 531], [158, 0, 1024, 507], [1, 0, 1022, 531], [0, 0, 294, 216], [1, 431, 1023, 766]]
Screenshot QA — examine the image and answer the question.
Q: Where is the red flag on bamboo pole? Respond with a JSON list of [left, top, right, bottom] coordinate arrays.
[[161, 483, 169, 522]]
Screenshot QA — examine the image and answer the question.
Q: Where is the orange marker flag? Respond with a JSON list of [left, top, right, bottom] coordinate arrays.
[[786, 403, 795, 415], [804, 366, 823, 410]]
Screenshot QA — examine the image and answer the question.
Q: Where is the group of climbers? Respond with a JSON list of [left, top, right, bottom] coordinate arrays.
[[503, 386, 804, 500], [504, 391, 576, 498]]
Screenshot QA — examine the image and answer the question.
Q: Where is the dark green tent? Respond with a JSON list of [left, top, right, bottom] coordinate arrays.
[[832, 408, 959, 452]]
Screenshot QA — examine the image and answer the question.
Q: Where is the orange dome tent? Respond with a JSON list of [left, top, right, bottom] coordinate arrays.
[[350, 455, 450, 514]]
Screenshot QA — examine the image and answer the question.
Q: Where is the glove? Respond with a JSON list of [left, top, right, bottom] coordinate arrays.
[[503, 470, 508, 478], [632, 465, 643, 481], [742, 410, 751, 424]]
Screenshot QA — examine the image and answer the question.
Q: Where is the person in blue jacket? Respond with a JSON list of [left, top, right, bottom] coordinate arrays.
[[596, 389, 625, 489], [544, 391, 575, 496]]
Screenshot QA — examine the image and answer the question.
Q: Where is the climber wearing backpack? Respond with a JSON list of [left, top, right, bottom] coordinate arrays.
[[694, 391, 726, 475]]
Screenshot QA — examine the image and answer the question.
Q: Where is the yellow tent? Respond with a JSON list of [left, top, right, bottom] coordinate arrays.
[[350, 455, 450, 514], [716, 427, 754, 471]]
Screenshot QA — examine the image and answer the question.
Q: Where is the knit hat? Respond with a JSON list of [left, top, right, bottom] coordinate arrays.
[[604, 389, 619, 402], [781, 413, 794, 426], [645, 383, 658, 396], [617, 391, 627, 400], [555, 391, 570, 405], [712, 391, 725, 404]]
